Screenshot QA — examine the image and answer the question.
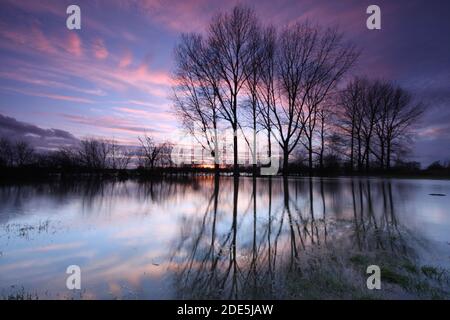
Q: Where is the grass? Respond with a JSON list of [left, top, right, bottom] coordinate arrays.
[[283, 247, 450, 300], [349, 254, 370, 266], [1, 286, 39, 300], [421, 266, 448, 281], [2, 220, 51, 238], [402, 262, 419, 274], [381, 266, 410, 288]]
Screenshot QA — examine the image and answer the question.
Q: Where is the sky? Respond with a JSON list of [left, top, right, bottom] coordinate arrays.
[[0, 0, 449, 166]]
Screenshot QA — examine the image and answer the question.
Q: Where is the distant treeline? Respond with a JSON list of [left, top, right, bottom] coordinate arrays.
[[0, 135, 449, 178], [0, 135, 171, 174]]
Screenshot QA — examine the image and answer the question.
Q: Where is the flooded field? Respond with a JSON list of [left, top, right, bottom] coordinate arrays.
[[0, 176, 449, 299]]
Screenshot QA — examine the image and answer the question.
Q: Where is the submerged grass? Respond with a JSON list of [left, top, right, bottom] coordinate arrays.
[[1, 286, 39, 300], [283, 246, 450, 300]]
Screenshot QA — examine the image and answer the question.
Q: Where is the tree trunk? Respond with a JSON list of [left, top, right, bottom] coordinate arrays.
[[308, 135, 313, 176], [214, 162, 220, 175], [283, 148, 289, 176], [386, 140, 391, 170], [350, 124, 354, 171], [253, 116, 257, 176], [233, 90, 239, 176], [320, 120, 325, 171], [365, 139, 370, 173], [357, 132, 362, 172], [233, 127, 239, 176], [213, 127, 220, 176]]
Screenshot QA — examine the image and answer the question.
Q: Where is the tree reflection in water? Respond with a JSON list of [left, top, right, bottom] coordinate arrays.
[[171, 177, 450, 299], [1, 176, 448, 299]]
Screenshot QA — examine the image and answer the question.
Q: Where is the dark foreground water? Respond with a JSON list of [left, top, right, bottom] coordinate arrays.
[[0, 176, 449, 299]]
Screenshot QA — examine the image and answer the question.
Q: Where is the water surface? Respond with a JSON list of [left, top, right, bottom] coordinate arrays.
[[0, 176, 449, 299]]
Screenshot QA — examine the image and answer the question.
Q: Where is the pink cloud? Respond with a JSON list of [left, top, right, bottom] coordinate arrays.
[[58, 60, 172, 97], [0, 23, 56, 55], [60, 113, 155, 136], [133, 64, 172, 86], [115, 0, 214, 32], [31, 26, 57, 54], [119, 50, 133, 68], [128, 100, 160, 108], [1, 25, 171, 98], [121, 31, 140, 43], [0, 3, 174, 98], [418, 125, 450, 139], [0, 86, 94, 103], [92, 38, 109, 59], [114, 107, 176, 122], [2, 0, 65, 17], [66, 33, 82, 56], [115, 107, 151, 117], [0, 71, 106, 96]]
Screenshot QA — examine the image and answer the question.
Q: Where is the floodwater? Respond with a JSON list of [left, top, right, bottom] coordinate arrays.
[[0, 176, 449, 299]]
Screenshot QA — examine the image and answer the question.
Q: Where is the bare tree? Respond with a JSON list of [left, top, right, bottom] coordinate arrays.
[[339, 78, 425, 172], [53, 145, 80, 169], [14, 140, 35, 167], [256, 27, 277, 163], [243, 26, 265, 175], [338, 78, 366, 171], [207, 5, 261, 175], [374, 83, 425, 169], [0, 137, 14, 167], [138, 134, 170, 170], [360, 80, 386, 171], [300, 25, 359, 174], [269, 22, 316, 174], [158, 142, 173, 167], [178, 5, 261, 175], [317, 101, 336, 170], [172, 5, 262, 175], [269, 22, 357, 174], [173, 34, 220, 173], [110, 139, 132, 170], [78, 138, 111, 170]]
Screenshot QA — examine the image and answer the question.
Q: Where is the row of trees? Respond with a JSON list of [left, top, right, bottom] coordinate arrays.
[[56, 139, 132, 170], [0, 135, 172, 171], [2, 131, 447, 175], [172, 5, 425, 175], [0, 138, 35, 168], [339, 78, 424, 172]]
